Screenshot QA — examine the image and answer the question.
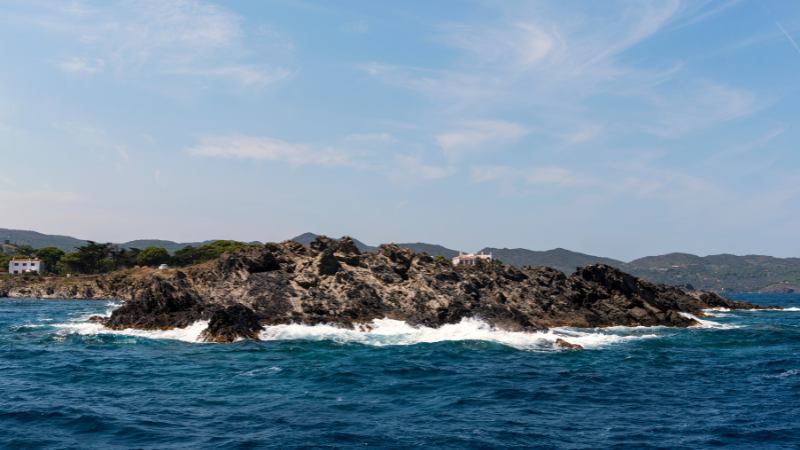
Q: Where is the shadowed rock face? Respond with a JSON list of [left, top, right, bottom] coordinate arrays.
[[0, 235, 780, 342], [200, 304, 263, 343], [104, 278, 208, 330]]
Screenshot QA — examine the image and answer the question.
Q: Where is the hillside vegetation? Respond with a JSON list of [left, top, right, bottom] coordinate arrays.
[[3, 228, 799, 293], [622, 253, 800, 294]]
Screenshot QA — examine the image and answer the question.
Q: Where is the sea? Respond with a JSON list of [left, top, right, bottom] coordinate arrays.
[[1, 294, 799, 449]]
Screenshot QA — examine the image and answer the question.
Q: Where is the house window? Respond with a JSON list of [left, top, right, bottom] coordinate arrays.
[[22, 263, 27, 266], [14, 263, 18, 266]]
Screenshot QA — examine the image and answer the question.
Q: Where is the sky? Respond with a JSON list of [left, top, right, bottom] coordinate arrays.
[[1, 0, 800, 261]]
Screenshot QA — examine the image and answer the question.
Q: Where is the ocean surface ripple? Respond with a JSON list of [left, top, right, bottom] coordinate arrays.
[[1, 294, 799, 449]]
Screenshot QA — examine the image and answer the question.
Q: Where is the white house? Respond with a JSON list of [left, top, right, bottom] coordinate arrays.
[[9, 258, 43, 275], [452, 252, 493, 266]]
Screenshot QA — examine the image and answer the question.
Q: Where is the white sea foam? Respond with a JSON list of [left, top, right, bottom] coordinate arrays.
[[57, 319, 210, 343], [764, 369, 800, 379], [680, 312, 740, 329], [704, 307, 800, 313], [258, 318, 658, 351]]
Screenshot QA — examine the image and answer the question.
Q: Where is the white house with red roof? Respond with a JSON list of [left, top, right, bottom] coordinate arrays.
[[452, 252, 493, 266], [9, 258, 43, 274]]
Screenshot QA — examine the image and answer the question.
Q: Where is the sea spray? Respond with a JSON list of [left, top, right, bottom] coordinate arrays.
[[258, 317, 659, 351], [58, 319, 211, 343]]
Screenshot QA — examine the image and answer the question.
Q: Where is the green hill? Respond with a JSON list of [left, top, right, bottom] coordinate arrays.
[[621, 253, 800, 293], [5, 227, 800, 293], [0, 228, 87, 253], [394, 243, 462, 258], [0, 228, 260, 255], [479, 247, 625, 274]]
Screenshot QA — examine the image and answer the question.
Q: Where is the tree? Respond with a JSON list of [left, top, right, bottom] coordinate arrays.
[[434, 255, 452, 265], [0, 253, 10, 273], [15, 245, 36, 257], [35, 247, 65, 273], [172, 241, 261, 267], [109, 247, 140, 270], [172, 245, 201, 267], [62, 241, 113, 274], [136, 247, 171, 267], [492, 259, 503, 265], [59, 252, 86, 274]]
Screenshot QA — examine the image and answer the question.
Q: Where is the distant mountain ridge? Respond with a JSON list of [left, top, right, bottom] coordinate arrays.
[[0, 228, 260, 254], [3, 228, 799, 293], [621, 252, 800, 294]]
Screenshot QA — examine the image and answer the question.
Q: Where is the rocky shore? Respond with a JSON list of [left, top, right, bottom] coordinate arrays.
[[0, 236, 780, 343]]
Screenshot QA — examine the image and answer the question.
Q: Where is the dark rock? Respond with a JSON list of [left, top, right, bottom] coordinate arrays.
[[338, 236, 361, 255], [200, 304, 263, 343], [555, 338, 583, 350], [0, 236, 782, 343], [104, 277, 206, 330]]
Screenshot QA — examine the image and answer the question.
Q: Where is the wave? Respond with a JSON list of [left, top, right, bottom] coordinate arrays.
[[258, 318, 658, 351], [57, 320, 210, 343], [680, 312, 740, 329], [705, 307, 800, 313]]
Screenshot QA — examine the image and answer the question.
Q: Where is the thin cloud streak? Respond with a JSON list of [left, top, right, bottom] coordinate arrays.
[[776, 21, 800, 57]]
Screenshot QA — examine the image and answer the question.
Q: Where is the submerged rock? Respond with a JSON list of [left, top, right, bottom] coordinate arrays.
[[555, 338, 583, 350]]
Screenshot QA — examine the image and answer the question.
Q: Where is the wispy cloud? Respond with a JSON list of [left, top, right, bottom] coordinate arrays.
[[186, 134, 356, 168], [358, 1, 761, 146], [56, 56, 105, 73], [22, 0, 292, 88], [186, 133, 457, 184], [52, 122, 130, 164], [342, 21, 369, 34], [346, 133, 393, 142], [389, 155, 456, 182], [436, 120, 526, 158], [472, 166, 510, 183], [527, 167, 592, 187], [639, 82, 760, 138]]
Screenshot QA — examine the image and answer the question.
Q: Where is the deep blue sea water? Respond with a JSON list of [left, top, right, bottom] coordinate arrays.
[[1, 294, 799, 449]]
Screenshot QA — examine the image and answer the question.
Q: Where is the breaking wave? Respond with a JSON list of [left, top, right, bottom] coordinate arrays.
[[57, 319, 210, 343], [680, 312, 740, 329], [52, 302, 754, 348], [258, 318, 659, 351]]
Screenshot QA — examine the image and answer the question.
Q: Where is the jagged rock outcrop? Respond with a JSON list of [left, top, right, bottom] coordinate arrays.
[[104, 277, 208, 330], [0, 235, 781, 342], [200, 304, 263, 343]]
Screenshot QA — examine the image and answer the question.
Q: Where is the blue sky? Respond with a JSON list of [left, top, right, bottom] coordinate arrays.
[[1, 0, 800, 261]]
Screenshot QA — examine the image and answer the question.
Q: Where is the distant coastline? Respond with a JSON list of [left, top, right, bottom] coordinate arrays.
[[2, 228, 798, 293]]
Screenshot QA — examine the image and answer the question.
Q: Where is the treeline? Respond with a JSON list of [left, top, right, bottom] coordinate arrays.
[[0, 240, 260, 275]]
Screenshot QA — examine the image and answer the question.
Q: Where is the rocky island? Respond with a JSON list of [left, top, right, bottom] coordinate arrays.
[[0, 236, 780, 343]]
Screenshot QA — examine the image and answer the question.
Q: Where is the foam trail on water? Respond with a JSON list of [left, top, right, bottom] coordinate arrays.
[[680, 312, 740, 329], [259, 318, 658, 351], [58, 320, 209, 343]]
